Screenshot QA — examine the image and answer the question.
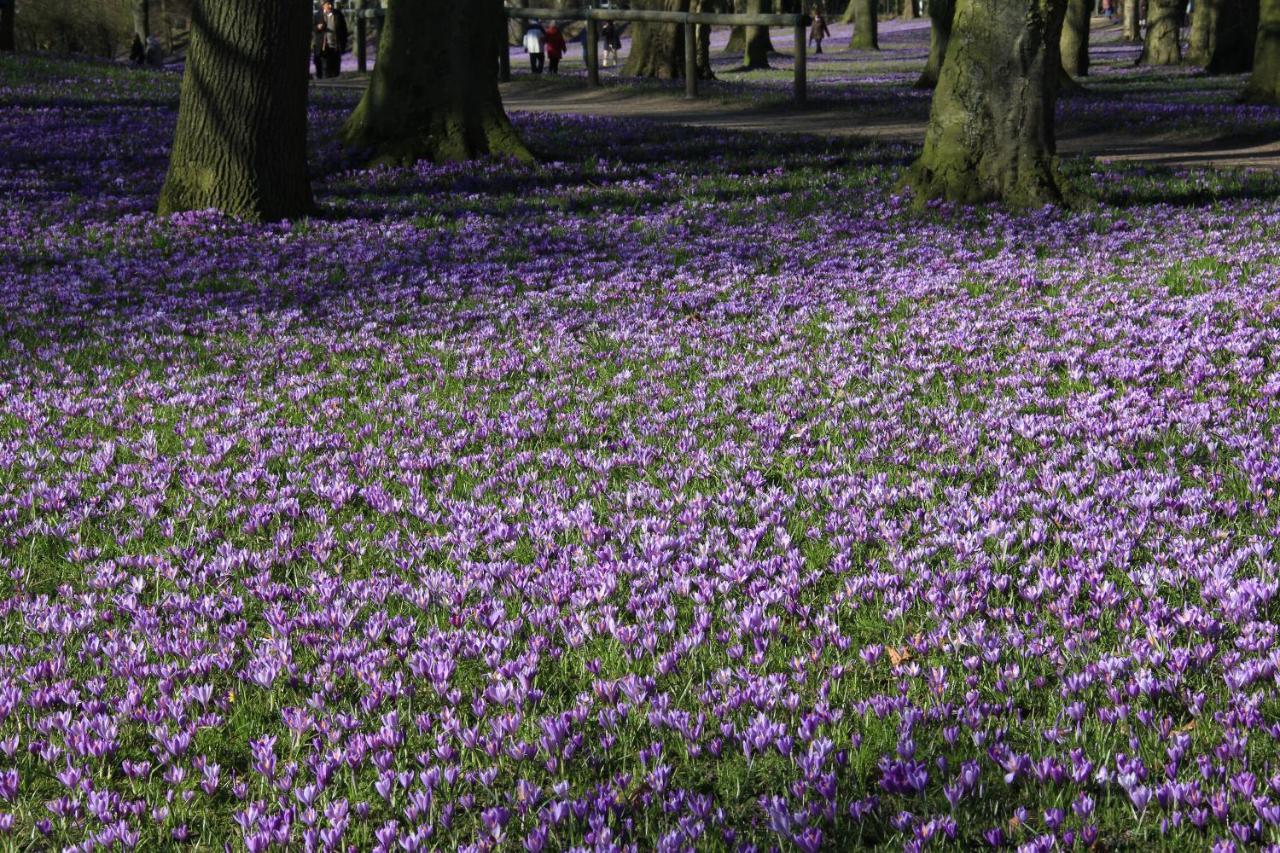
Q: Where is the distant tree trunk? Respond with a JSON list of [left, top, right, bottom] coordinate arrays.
[[625, 0, 690, 77], [1245, 0, 1280, 100], [902, 0, 920, 17], [0, 1, 13, 52], [1189, 0, 1259, 70], [1139, 0, 1183, 62], [850, 0, 880, 47], [1061, 0, 1090, 74], [133, 0, 150, 40], [906, 0, 1069, 205], [1122, 0, 1142, 38], [158, 0, 314, 221], [915, 0, 955, 87], [744, 0, 776, 67], [343, 0, 528, 165]]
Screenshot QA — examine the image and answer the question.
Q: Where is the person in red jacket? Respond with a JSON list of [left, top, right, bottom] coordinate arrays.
[[544, 23, 568, 75]]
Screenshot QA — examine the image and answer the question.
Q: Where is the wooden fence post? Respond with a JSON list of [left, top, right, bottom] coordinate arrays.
[[684, 18, 697, 99], [587, 18, 600, 86], [356, 0, 368, 74], [793, 17, 807, 105]]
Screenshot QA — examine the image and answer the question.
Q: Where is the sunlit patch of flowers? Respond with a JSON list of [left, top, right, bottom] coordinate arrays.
[[4, 53, 1280, 851]]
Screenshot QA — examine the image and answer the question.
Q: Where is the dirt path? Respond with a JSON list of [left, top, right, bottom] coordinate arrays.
[[318, 75, 1280, 172]]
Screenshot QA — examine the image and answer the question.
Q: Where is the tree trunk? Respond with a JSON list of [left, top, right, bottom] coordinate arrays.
[[1061, 0, 1090, 75], [906, 0, 1069, 206], [915, 0, 956, 87], [158, 0, 313, 221], [1139, 0, 1183, 62], [850, 0, 880, 47], [624, 0, 690, 77], [744, 0, 776, 67], [133, 0, 150, 40], [1245, 0, 1280, 100], [0, 1, 13, 52], [902, 0, 920, 18], [343, 0, 528, 166], [1189, 0, 1259, 70], [1122, 0, 1142, 38]]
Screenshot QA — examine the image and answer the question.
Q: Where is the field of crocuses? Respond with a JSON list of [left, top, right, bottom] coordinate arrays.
[[6, 49, 1280, 852]]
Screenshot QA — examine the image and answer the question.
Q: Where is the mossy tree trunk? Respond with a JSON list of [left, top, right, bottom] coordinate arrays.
[[743, 0, 776, 67], [915, 0, 956, 87], [850, 0, 880, 47], [1122, 0, 1142, 39], [158, 0, 313, 221], [343, 0, 529, 166], [1245, 0, 1280, 100], [906, 0, 1069, 206], [1189, 0, 1259, 71], [1060, 0, 1090, 75], [625, 0, 690, 77], [1139, 0, 1183, 63], [902, 0, 921, 18]]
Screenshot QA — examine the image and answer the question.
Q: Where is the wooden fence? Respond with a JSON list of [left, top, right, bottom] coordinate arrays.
[[343, 4, 813, 104]]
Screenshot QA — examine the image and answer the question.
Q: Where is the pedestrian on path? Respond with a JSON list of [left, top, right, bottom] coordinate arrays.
[[312, 1, 348, 79], [524, 21, 547, 74], [602, 21, 621, 68], [809, 12, 831, 54], [545, 23, 567, 75]]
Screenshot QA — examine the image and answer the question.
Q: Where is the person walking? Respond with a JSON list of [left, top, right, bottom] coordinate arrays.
[[544, 22, 567, 75], [601, 21, 621, 67], [523, 21, 547, 74], [312, 1, 348, 80], [809, 11, 831, 54]]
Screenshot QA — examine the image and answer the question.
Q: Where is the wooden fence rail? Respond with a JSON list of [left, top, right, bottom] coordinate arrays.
[[345, 4, 812, 104]]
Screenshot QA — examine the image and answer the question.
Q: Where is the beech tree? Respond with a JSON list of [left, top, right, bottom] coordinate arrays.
[[1139, 0, 1183, 63], [915, 0, 956, 88], [848, 0, 880, 49], [906, 0, 1069, 205], [625, 0, 691, 77], [727, 0, 776, 68], [1188, 0, 1259, 72], [1060, 0, 1090, 76], [343, 0, 529, 165], [1122, 0, 1141, 39], [159, 0, 314, 221], [1245, 0, 1280, 101], [133, 0, 149, 41]]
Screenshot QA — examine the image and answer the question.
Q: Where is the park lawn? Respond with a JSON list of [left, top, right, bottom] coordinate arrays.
[[3, 50, 1280, 851]]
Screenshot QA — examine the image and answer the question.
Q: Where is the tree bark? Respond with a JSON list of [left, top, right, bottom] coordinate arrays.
[[158, 0, 314, 221], [744, 0, 776, 67], [1245, 0, 1280, 101], [1189, 0, 1259, 71], [915, 0, 956, 87], [1139, 0, 1183, 63], [1060, 0, 1090, 75], [343, 0, 529, 166], [0, 1, 13, 53], [850, 0, 880, 48], [902, 0, 921, 18], [624, 0, 691, 77], [1122, 0, 1142, 39], [906, 0, 1069, 206], [133, 0, 151, 40]]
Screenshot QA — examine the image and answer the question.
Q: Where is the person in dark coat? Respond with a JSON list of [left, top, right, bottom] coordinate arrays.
[[544, 23, 567, 75], [601, 21, 622, 67], [313, 1, 348, 79], [809, 12, 831, 54], [129, 34, 146, 66]]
